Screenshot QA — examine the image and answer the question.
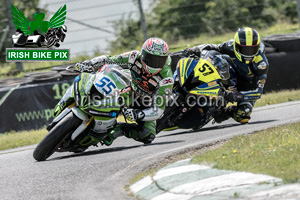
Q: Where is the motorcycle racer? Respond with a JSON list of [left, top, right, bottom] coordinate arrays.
[[184, 27, 269, 124], [75, 37, 174, 145], [157, 49, 243, 132]]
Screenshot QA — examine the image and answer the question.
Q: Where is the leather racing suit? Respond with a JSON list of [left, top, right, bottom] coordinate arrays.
[[76, 50, 174, 144], [185, 40, 269, 123]]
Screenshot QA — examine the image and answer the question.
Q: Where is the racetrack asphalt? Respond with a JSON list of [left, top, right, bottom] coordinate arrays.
[[0, 101, 300, 200]]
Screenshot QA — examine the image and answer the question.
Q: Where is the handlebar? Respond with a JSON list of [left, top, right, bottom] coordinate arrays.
[[65, 65, 94, 73]]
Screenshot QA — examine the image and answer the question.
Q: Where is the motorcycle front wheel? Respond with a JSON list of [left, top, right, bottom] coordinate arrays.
[[33, 112, 82, 161]]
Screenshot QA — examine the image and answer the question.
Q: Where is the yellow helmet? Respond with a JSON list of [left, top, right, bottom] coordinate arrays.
[[233, 27, 261, 64]]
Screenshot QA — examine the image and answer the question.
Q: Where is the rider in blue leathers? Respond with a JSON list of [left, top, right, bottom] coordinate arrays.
[[184, 27, 269, 123]]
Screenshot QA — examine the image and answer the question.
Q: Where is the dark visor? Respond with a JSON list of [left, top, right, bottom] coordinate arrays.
[[235, 43, 259, 57], [141, 50, 167, 69]]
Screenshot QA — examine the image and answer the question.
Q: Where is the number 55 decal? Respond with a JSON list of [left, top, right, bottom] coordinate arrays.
[[95, 76, 117, 95]]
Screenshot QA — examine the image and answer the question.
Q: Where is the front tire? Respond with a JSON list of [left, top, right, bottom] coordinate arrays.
[[33, 112, 82, 161], [156, 105, 178, 134]]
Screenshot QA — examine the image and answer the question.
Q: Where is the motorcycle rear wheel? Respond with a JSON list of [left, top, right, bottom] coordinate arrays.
[[33, 112, 82, 161]]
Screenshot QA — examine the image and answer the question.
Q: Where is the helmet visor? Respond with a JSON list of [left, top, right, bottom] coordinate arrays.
[[141, 50, 168, 69], [235, 43, 260, 57]]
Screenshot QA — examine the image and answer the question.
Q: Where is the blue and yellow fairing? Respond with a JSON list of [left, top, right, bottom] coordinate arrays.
[[176, 57, 222, 98]]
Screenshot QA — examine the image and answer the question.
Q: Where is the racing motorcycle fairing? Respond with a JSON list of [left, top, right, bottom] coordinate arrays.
[[175, 57, 222, 98], [49, 65, 131, 147]]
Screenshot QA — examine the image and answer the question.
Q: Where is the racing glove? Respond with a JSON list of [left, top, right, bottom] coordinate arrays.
[[224, 90, 244, 103], [183, 47, 200, 57], [124, 109, 145, 122], [74, 61, 94, 72]]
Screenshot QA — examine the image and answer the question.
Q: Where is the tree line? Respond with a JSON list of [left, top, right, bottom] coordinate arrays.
[[109, 0, 298, 52]]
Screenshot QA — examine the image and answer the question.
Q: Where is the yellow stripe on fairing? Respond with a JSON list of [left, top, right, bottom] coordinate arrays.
[[180, 58, 187, 85], [163, 126, 179, 131], [247, 93, 261, 96], [86, 116, 94, 127], [68, 102, 76, 108], [185, 58, 193, 78]]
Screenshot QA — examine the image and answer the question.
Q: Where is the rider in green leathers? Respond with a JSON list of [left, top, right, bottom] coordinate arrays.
[[75, 37, 174, 145]]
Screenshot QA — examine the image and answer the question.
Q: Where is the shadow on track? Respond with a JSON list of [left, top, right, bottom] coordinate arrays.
[[158, 119, 278, 138], [248, 119, 277, 125], [47, 140, 184, 161]]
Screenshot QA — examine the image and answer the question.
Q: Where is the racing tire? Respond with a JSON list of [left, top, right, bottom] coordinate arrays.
[[156, 105, 178, 134], [263, 33, 300, 52], [33, 112, 82, 161]]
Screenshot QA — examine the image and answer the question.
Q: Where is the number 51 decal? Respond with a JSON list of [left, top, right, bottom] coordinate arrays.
[[95, 76, 117, 95]]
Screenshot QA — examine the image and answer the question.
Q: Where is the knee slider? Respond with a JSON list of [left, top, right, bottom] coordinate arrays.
[[121, 123, 141, 139], [137, 122, 156, 144], [137, 133, 155, 144]]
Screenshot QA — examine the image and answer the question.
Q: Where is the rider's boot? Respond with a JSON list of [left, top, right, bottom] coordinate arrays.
[[122, 121, 156, 144], [232, 102, 253, 124], [103, 121, 157, 145], [102, 124, 124, 146], [213, 105, 236, 123]]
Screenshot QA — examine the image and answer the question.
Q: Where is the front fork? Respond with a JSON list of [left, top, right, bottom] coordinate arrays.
[[49, 102, 94, 142]]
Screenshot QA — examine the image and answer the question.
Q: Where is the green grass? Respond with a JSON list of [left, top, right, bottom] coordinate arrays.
[[255, 89, 300, 107], [192, 122, 300, 183], [0, 129, 47, 151]]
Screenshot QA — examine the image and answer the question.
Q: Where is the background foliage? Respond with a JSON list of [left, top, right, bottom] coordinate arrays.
[[0, 0, 299, 76], [109, 0, 298, 52]]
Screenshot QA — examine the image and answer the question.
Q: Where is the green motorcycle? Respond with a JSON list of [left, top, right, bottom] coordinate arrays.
[[33, 64, 131, 161]]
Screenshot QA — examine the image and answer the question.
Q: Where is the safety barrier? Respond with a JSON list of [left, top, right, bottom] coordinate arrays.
[[0, 33, 300, 132], [0, 80, 74, 133], [263, 31, 300, 91]]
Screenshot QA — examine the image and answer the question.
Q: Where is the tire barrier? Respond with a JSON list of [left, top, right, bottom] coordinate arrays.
[[1, 33, 300, 132], [30, 71, 63, 83], [264, 42, 277, 54], [263, 32, 300, 52], [0, 77, 33, 88], [264, 51, 300, 91]]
